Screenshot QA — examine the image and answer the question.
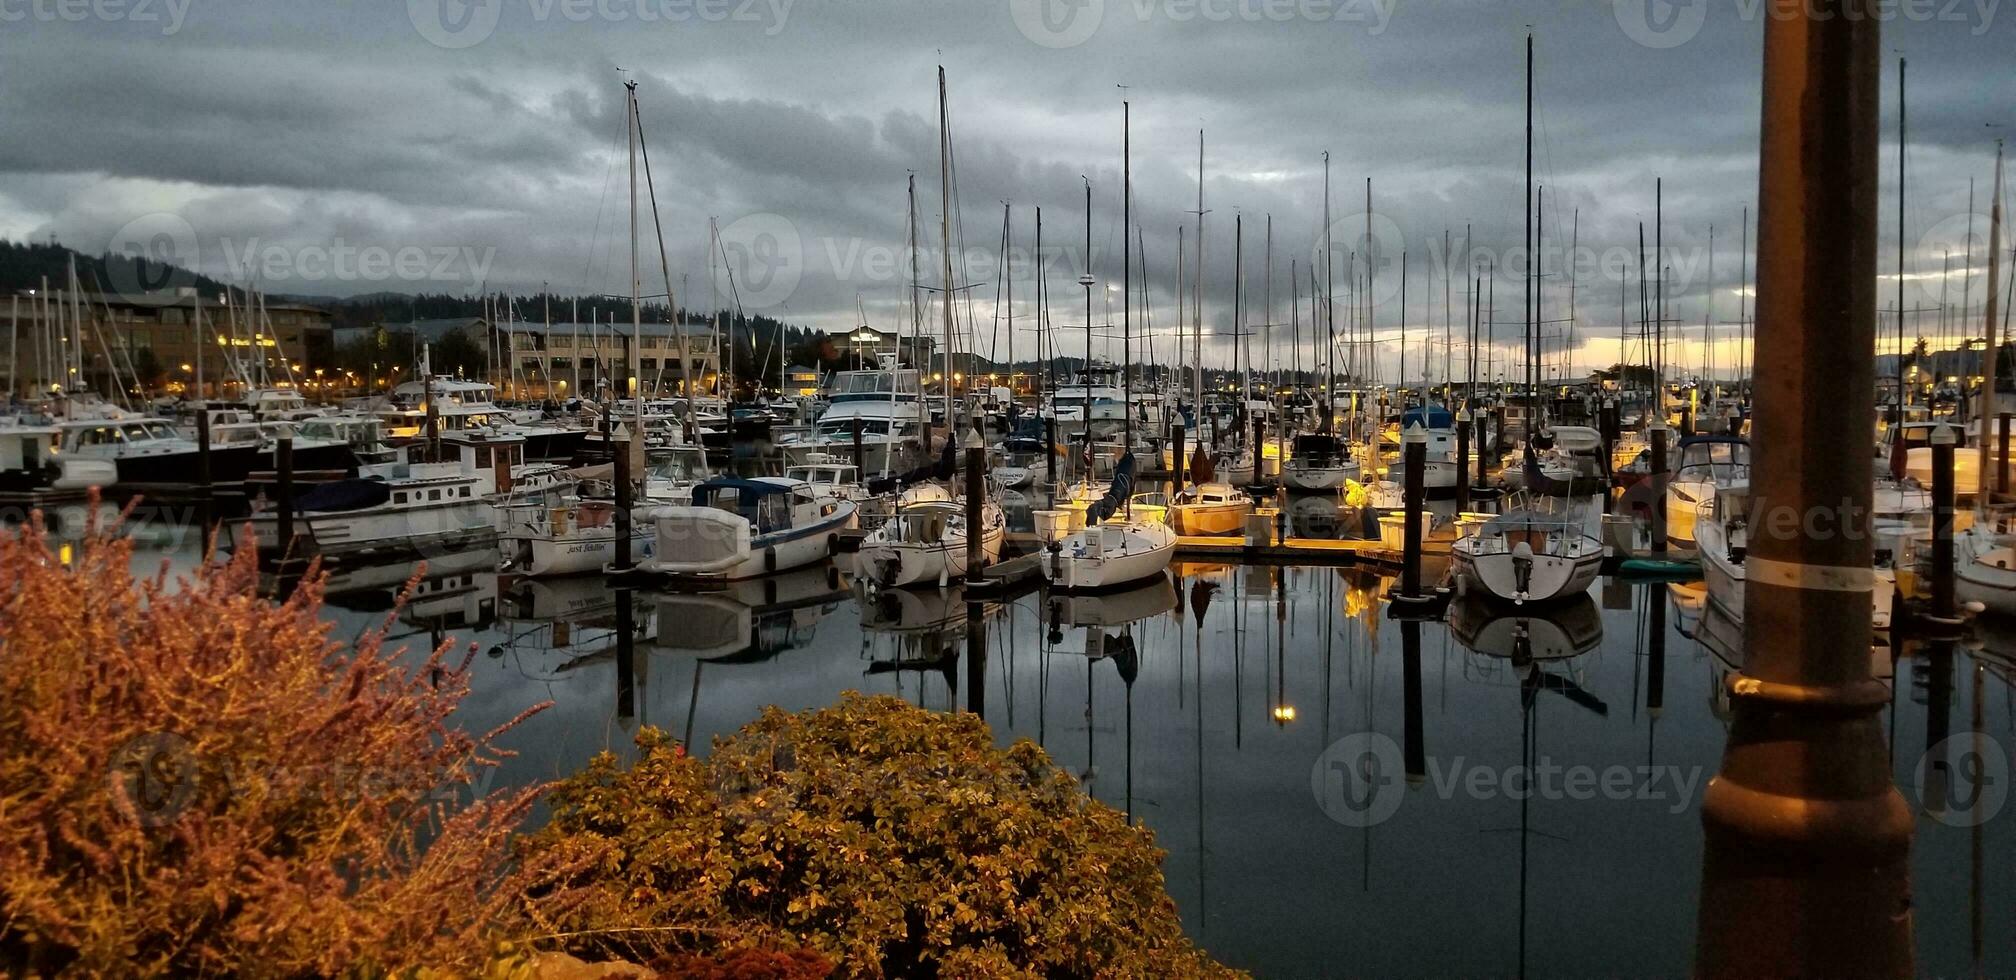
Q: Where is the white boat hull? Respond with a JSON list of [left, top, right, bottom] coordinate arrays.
[[1041, 520, 1177, 592], [1665, 479, 1714, 546], [643, 499, 857, 580], [855, 505, 1007, 588], [1956, 526, 2016, 617], [1282, 461, 1359, 491]]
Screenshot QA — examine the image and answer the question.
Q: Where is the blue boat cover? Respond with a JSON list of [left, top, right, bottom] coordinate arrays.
[[1402, 406, 1454, 429], [296, 478, 391, 513]]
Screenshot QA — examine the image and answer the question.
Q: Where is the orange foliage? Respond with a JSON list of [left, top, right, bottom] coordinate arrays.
[[0, 509, 551, 976]]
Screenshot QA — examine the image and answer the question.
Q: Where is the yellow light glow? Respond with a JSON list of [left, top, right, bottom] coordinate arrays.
[[1271, 705, 1297, 723]]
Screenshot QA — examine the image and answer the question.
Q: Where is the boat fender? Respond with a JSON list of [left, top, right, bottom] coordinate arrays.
[[764, 546, 777, 573], [827, 532, 839, 555]]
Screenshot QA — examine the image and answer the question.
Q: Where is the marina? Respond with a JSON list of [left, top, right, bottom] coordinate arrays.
[[3, 3, 2014, 975]]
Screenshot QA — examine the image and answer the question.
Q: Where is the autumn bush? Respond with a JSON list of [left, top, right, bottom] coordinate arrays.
[[517, 693, 1241, 979], [0, 513, 1234, 978], [0, 514, 548, 976]]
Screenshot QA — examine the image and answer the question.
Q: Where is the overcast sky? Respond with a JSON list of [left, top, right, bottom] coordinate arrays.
[[1, 0, 2011, 380]]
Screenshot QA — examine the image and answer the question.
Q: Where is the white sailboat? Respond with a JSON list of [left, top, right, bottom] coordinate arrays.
[[854, 481, 1006, 588], [1452, 34, 1605, 607], [1043, 115, 1174, 593]]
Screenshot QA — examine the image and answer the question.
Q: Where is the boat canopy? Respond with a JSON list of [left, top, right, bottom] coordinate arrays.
[[296, 479, 393, 513], [1402, 406, 1454, 429]]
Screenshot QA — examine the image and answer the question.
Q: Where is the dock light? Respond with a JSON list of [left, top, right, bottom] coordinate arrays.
[[1271, 705, 1296, 723]]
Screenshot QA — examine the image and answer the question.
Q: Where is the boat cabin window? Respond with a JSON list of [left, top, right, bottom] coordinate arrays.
[[756, 493, 794, 533], [395, 492, 407, 504], [475, 447, 492, 470]]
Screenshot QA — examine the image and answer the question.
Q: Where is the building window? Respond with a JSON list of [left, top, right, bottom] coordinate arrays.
[[641, 358, 657, 371]]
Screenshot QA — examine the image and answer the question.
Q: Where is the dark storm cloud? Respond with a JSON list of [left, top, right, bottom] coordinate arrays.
[[0, 0, 2009, 377]]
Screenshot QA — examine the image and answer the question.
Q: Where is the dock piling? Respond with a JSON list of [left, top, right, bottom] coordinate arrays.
[[1650, 423, 1669, 553], [1931, 421, 1956, 617], [1399, 423, 1426, 599], [964, 422, 985, 583], [1455, 408, 1472, 512], [195, 409, 214, 534], [1999, 412, 2010, 498], [614, 430, 634, 572], [1694, 4, 1913, 973], [275, 435, 295, 560]]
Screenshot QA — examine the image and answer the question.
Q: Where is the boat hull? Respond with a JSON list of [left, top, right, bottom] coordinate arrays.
[[1041, 521, 1177, 592], [1282, 462, 1358, 491], [643, 500, 857, 580]]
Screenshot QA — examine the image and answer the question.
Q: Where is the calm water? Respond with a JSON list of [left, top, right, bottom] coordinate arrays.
[[116, 500, 2015, 979]]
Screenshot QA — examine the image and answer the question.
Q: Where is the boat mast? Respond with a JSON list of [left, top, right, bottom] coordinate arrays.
[[1234, 212, 1243, 436], [1895, 54, 1907, 423], [1523, 32, 1536, 437], [1981, 139, 2004, 519], [1193, 132, 1206, 415], [1185, 132, 1201, 415], [627, 79, 644, 428], [1322, 151, 1334, 434], [937, 65, 956, 449], [1123, 98, 1132, 456], [909, 174, 928, 443], [1081, 177, 1095, 479]]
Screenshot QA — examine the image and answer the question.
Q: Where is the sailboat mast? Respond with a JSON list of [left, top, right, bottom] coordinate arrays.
[[1895, 54, 1907, 420], [627, 79, 643, 425], [908, 175, 928, 440], [1123, 99, 1132, 453], [1982, 140, 2005, 514], [1082, 178, 1095, 472], [1194, 131, 1206, 413], [937, 65, 956, 446], [1523, 32, 1535, 430], [1234, 212, 1244, 425], [1322, 151, 1334, 433]]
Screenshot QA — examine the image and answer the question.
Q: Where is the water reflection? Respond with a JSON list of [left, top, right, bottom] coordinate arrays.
[[280, 555, 2014, 978]]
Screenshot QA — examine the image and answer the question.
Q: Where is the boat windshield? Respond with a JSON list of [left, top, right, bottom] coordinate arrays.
[[1676, 440, 1750, 482]]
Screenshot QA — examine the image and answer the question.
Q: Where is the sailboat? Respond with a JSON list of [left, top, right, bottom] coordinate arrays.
[[1044, 104, 1176, 592], [1284, 154, 1362, 492], [1452, 33, 1605, 606], [1954, 141, 2016, 615], [1169, 447, 1252, 536]]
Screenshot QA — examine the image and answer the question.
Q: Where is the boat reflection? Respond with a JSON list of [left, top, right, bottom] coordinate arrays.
[[1047, 571, 1178, 629], [1448, 591, 1603, 664], [649, 563, 850, 663]]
